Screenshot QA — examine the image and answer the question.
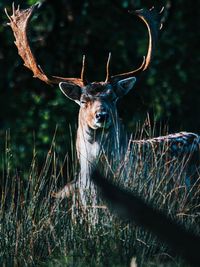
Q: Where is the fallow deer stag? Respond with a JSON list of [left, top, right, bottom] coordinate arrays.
[[6, 4, 200, 207]]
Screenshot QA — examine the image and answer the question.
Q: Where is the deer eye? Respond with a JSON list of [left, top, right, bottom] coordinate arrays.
[[106, 89, 112, 95], [80, 100, 87, 105]]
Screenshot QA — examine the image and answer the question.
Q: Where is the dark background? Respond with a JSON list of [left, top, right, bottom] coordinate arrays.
[[0, 0, 200, 166]]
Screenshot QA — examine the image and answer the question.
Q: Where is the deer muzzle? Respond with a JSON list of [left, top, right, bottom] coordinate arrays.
[[94, 111, 110, 129]]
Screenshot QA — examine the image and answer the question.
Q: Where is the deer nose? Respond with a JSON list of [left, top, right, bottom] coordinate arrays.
[[95, 112, 109, 123]]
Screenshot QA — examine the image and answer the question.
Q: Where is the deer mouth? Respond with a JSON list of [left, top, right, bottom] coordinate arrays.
[[93, 111, 111, 129], [94, 120, 111, 129]]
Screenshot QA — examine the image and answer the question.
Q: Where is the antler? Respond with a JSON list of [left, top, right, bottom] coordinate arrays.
[[5, 3, 84, 87], [109, 7, 163, 84]]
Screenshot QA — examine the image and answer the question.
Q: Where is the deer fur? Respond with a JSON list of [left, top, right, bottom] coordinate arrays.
[[54, 80, 200, 207], [56, 79, 134, 204], [6, 4, 200, 208]]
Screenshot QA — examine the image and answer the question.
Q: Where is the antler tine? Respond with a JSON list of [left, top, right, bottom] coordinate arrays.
[[110, 7, 162, 84], [105, 52, 111, 83], [136, 7, 160, 71], [80, 55, 88, 85], [5, 3, 84, 87]]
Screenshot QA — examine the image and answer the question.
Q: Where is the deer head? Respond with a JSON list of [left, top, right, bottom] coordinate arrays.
[[59, 77, 136, 129], [5, 3, 162, 130]]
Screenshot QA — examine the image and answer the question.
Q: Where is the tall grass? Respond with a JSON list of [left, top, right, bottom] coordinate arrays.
[[0, 125, 199, 267]]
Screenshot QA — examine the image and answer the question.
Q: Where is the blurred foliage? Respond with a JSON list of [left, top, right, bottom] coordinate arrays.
[[0, 0, 200, 166]]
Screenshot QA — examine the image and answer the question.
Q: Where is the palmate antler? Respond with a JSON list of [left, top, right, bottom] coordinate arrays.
[[5, 3, 85, 87], [106, 7, 163, 84], [5, 3, 162, 86]]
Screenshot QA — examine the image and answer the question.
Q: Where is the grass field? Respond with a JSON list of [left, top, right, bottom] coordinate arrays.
[[0, 128, 199, 267]]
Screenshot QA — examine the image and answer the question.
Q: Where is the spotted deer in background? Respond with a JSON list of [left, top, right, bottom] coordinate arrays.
[[6, 4, 200, 206]]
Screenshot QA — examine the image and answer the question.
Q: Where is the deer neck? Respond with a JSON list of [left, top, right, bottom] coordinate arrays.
[[76, 110, 128, 205]]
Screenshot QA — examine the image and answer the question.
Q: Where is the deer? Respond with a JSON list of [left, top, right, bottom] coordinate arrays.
[[6, 3, 200, 208]]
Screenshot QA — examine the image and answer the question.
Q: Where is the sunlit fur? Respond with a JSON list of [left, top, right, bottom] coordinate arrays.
[[56, 80, 200, 209], [76, 82, 127, 206]]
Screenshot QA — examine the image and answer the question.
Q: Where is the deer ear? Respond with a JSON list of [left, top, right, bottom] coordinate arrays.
[[116, 77, 136, 97], [59, 82, 82, 104]]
